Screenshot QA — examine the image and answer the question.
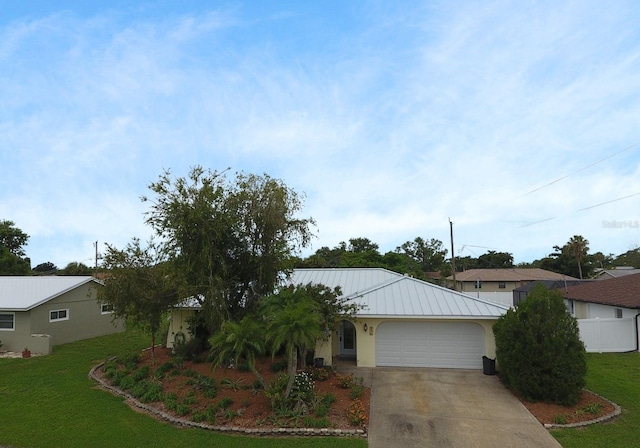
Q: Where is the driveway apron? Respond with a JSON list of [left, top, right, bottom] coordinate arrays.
[[368, 368, 562, 448]]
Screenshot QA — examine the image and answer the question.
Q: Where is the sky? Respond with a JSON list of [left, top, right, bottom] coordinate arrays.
[[1, 0, 640, 269]]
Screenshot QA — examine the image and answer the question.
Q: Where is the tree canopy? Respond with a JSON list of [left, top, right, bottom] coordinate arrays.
[[98, 239, 178, 355], [141, 166, 315, 326], [0, 220, 31, 275]]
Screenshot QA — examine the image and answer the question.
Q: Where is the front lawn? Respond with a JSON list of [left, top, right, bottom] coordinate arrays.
[[552, 352, 640, 447], [0, 329, 366, 448]]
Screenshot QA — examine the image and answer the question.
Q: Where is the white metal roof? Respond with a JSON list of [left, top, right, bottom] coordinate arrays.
[[288, 268, 508, 319], [0, 276, 98, 311]]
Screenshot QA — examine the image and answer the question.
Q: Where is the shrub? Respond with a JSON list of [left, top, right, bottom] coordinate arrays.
[[291, 372, 315, 403], [321, 392, 336, 407], [553, 415, 567, 425], [493, 285, 587, 406], [218, 397, 233, 409], [335, 373, 354, 389], [350, 384, 364, 400], [264, 374, 289, 410], [132, 365, 150, 382], [305, 366, 330, 381], [583, 402, 604, 415], [346, 399, 367, 426], [270, 359, 288, 372]]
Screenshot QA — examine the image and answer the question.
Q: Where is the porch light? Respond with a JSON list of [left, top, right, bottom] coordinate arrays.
[[363, 323, 368, 332]]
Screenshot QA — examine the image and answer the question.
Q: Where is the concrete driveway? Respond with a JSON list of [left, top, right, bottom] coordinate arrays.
[[368, 368, 562, 448]]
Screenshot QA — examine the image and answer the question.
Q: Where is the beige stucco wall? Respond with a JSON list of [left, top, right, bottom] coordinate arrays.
[[167, 308, 198, 348], [330, 318, 499, 368]]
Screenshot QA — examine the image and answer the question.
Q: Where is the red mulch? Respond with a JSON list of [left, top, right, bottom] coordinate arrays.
[[103, 347, 369, 430], [514, 389, 616, 425]]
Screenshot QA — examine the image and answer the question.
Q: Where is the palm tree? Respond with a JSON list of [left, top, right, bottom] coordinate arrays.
[[566, 235, 589, 279], [209, 316, 267, 388], [262, 287, 323, 399]]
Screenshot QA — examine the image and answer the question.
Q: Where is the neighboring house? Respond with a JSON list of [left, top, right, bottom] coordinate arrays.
[[0, 276, 124, 354], [562, 273, 640, 352], [168, 268, 509, 370], [512, 279, 588, 307], [447, 268, 577, 306], [592, 266, 640, 280]]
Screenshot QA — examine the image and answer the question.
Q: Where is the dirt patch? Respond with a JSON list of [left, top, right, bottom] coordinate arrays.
[[97, 347, 369, 431]]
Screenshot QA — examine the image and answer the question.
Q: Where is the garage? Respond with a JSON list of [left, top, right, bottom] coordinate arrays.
[[376, 321, 486, 369]]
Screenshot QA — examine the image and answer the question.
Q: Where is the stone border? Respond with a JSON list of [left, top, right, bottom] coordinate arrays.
[[89, 360, 367, 438], [543, 391, 621, 429]]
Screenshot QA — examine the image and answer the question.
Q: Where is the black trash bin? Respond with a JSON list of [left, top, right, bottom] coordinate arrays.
[[314, 357, 324, 368], [482, 356, 496, 375]]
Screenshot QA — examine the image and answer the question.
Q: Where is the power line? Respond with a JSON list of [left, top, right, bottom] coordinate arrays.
[[518, 143, 638, 198], [576, 192, 640, 212]]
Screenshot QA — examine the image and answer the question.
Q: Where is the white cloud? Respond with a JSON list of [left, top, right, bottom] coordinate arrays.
[[1, 0, 639, 267]]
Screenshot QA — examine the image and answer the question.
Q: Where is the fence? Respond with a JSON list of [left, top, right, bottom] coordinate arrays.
[[577, 318, 638, 353]]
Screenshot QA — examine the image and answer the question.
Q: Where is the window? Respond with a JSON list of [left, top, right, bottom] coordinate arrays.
[[474, 280, 482, 289], [615, 308, 623, 319], [566, 300, 575, 315], [0, 313, 14, 331], [498, 282, 506, 289], [50, 309, 69, 322], [101, 304, 114, 314]]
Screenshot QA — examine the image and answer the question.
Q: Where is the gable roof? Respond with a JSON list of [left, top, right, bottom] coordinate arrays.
[[289, 268, 508, 319], [449, 268, 576, 282], [513, 279, 589, 293], [593, 267, 640, 280], [563, 273, 640, 309], [0, 276, 99, 311]]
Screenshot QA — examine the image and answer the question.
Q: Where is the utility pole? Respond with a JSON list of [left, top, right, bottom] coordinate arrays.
[[94, 241, 101, 277], [449, 218, 457, 291]]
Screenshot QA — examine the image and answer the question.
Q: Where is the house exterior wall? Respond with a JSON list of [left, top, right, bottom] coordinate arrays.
[[349, 318, 498, 368], [28, 283, 123, 349], [0, 311, 32, 352], [167, 308, 200, 348], [574, 301, 588, 319], [585, 303, 637, 319], [458, 280, 531, 294]]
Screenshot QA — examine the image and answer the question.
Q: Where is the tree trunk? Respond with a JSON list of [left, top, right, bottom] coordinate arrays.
[[285, 345, 297, 399]]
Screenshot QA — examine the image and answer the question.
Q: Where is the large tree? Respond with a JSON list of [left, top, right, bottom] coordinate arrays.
[[98, 238, 178, 356], [396, 237, 448, 272], [142, 166, 315, 326], [0, 220, 31, 275]]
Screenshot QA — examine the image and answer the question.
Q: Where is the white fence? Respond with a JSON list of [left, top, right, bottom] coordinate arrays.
[[578, 318, 638, 353]]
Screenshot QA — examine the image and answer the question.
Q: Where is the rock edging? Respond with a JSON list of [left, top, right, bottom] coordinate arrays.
[[543, 391, 621, 429], [89, 360, 367, 438]]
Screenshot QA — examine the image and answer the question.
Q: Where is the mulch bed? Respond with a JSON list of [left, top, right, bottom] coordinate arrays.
[[96, 346, 370, 431]]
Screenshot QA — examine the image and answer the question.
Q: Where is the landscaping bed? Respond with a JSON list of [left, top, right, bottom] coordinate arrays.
[[516, 389, 617, 427], [96, 346, 370, 433]]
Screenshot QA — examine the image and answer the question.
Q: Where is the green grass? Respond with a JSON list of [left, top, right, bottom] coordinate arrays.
[[552, 352, 640, 447], [0, 329, 366, 448]]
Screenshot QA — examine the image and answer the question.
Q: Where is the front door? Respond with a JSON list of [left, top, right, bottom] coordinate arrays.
[[339, 320, 356, 357]]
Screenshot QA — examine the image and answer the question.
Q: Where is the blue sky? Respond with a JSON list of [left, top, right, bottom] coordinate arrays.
[[1, 0, 640, 268]]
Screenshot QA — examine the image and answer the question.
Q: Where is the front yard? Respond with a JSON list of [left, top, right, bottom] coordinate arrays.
[[551, 352, 640, 447], [0, 329, 366, 448]]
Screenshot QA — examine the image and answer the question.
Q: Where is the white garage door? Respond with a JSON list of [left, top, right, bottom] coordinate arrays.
[[376, 321, 485, 369]]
